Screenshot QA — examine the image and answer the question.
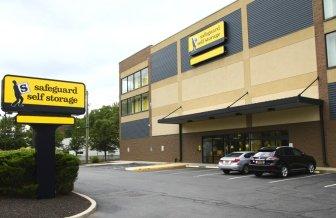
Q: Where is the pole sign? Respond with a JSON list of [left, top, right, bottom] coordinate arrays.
[[1, 75, 85, 116], [1, 74, 86, 199], [188, 20, 226, 66]]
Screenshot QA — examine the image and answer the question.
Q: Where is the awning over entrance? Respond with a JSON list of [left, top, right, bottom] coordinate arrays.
[[158, 96, 323, 124]]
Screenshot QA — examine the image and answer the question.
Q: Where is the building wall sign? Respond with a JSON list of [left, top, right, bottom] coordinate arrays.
[[188, 21, 225, 65], [1, 75, 85, 115]]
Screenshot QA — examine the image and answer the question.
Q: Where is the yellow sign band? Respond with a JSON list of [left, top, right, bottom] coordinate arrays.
[[190, 46, 225, 66], [16, 115, 75, 125]]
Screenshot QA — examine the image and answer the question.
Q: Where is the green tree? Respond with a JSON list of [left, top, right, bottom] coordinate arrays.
[[90, 104, 119, 161], [0, 115, 31, 150], [68, 118, 85, 155], [55, 129, 65, 148]]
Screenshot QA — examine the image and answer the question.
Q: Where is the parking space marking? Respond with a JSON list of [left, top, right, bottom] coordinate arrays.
[[194, 172, 222, 177], [324, 183, 336, 188], [166, 169, 217, 175], [226, 175, 252, 180], [269, 173, 331, 184]]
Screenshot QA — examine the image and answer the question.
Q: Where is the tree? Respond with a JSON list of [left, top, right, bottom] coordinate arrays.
[[55, 129, 65, 148], [89, 104, 119, 161], [0, 115, 31, 150], [68, 118, 85, 155]]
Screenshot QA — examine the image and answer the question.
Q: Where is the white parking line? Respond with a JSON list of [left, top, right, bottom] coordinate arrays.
[[166, 169, 217, 175], [324, 183, 336, 188], [269, 173, 331, 184], [226, 175, 252, 180], [194, 172, 222, 177]]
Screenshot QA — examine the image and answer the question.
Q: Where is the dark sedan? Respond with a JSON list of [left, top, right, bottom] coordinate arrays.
[[249, 146, 316, 178]]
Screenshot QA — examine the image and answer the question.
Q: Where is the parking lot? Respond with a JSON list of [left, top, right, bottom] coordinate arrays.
[[75, 165, 336, 218]]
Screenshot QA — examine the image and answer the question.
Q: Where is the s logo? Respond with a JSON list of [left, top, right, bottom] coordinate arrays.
[[18, 83, 30, 94]]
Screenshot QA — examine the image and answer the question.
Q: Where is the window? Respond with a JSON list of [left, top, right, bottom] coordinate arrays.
[[284, 147, 294, 156], [141, 68, 149, 86], [127, 75, 134, 92], [326, 31, 336, 68], [120, 92, 149, 116], [121, 100, 128, 116], [127, 97, 134, 115], [324, 0, 336, 19], [293, 148, 303, 157], [121, 78, 128, 94], [134, 71, 141, 89], [134, 95, 142, 113], [121, 68, 149, 94], [142, 93, 149, 111]]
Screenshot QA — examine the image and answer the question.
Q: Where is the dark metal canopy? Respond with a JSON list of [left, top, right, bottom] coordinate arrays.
[[158, 96, 323, 124]]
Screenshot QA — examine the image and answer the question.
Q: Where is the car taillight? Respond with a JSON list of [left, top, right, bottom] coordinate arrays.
[[232, 158, 240, 163]]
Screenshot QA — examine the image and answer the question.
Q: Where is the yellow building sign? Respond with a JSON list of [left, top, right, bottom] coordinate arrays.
[[1, 75, 85, 115], [190, 46, 225, 66], [188, 21, 225, 55]]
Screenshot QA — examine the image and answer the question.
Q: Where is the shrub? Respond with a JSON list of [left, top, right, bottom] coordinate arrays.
[[0, 148, 80, 198], [90, 156, 99, 163]]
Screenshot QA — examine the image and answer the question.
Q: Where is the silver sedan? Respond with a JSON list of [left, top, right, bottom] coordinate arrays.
[[218, 152, 255, 175]]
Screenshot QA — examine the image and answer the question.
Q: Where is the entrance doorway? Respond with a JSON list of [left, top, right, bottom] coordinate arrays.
[[202, 130, 289, 163]]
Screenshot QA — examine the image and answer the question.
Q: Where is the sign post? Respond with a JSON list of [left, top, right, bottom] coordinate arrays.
[[1, 75, 85, 199]]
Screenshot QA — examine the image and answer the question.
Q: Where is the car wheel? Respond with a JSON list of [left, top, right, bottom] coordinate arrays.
[[307, 163, 315, 174], [223, 170, 230, 175], [254, 172, 263, 177], [241, 165, 249, 175], [279, 166, 289, 178]]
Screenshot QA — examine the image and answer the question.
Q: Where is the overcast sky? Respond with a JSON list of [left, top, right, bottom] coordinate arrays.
[[0, 0, 235, 114]]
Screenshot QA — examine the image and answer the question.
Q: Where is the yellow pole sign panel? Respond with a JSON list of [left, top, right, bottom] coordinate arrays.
[[16, 115, 75, 125], [1, 75, 85, 115], [188, 21, 225, 55]]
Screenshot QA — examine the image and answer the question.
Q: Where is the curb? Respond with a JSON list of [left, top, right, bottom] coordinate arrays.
[[186, 165, 218, 169], [125, 163, 187, 172], [316, 167, 336, 174], [65, 192, 97, 218]]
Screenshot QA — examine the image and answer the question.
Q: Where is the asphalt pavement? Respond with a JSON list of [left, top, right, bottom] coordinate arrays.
[[75, 165, 336, 218]]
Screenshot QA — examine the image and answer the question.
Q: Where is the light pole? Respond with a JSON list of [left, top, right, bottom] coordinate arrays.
[[85, 91, 89, 164]]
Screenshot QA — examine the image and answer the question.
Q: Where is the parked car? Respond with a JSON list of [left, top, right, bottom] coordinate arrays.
[[218, 152, 255, 175], [249, 146, 316, 178]]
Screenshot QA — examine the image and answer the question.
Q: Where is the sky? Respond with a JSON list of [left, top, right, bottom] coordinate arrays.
[[0, 0, 236, 115]]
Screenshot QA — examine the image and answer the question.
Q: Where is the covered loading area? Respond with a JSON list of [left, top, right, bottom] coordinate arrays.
[[158, 96, 327, 165]]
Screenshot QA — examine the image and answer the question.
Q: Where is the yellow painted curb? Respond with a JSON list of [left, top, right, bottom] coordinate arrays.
[[125, 163, 187, 172]]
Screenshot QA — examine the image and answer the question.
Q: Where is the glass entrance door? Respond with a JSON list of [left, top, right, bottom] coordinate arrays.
[[212, 137, 224, 163], [202, 138, 213, 163]]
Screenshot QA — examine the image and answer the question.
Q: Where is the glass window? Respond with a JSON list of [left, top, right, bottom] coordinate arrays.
[[293, 148, 303, 157], [127, 97, 134, 114], [121, 100, 128, 116], [326, 31, 336, 68], [121, 78, 128, 94], [284, 147, 294, 156], [134, 71, 141, 89], [134, 95, 142, 113], [324, 0, 336, 19], [127, 74, 134, 91], [141, 68, 149, 86], [141, 93, 149, 111]]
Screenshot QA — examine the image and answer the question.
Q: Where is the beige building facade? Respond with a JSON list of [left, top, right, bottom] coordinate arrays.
[[119, 0, 336, 166]]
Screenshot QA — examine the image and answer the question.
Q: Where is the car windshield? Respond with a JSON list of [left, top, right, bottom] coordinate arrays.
[[225, 153, 243, 157], [254, 151, 275, 158]]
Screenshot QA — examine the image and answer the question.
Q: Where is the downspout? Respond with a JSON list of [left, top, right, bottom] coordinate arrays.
[[319, 103, 329, 166], [179, 124, 183, 162]]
